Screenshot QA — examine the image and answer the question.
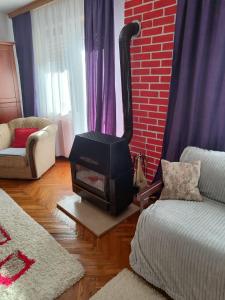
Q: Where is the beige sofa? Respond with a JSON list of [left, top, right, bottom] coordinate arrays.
[[0, 117, 57, 179]]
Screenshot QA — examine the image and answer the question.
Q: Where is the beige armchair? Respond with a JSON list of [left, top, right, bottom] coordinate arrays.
[[0, 117, 58, 179]]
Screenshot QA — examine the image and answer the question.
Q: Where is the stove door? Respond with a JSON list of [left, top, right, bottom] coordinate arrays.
[[74, 164, 107, 198]]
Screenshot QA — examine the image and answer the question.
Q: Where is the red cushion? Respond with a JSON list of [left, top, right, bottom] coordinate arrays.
[[11, 128, 39, 148]]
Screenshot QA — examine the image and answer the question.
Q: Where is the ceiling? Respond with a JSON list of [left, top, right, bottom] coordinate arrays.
[[0, 0, 34, 14]]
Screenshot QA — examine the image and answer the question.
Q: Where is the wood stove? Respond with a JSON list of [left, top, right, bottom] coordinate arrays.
[[69, 22, 141, 215], [69, 131, 133, 215]]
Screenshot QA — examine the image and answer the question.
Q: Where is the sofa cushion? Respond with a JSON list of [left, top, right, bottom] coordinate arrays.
[[0, 148, 26, 156], [160, 159, 202, 201], [180, 147, 225, 204]]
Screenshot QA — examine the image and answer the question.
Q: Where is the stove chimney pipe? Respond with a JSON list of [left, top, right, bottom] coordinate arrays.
[[119, 21, 141, 143]]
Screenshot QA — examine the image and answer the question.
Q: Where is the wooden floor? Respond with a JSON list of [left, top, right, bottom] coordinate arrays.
[[0, 159, 139, 300]]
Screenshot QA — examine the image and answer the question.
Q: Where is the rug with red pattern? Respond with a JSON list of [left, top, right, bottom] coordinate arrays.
[[0, 189, 84, 300]]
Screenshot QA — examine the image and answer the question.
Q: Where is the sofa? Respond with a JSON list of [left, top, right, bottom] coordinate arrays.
[[130, 147, 225, 300], [0, 117, 57, 179]]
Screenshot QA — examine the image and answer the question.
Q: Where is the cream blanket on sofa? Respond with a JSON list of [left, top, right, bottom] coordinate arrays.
[[130, 198, 225, 300]]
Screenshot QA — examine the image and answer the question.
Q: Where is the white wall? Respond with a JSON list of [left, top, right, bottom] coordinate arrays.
[[114, 0, 124, 137], [0, 12, 14, 41]]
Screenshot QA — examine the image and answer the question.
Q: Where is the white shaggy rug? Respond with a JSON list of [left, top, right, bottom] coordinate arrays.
[[90, 269, 167, 300], [0, 189, 84, 300]]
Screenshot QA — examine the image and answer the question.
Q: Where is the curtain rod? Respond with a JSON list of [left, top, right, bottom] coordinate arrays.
[[8, 0, 54, 18]]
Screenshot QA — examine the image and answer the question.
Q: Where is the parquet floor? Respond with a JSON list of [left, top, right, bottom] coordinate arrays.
[[0, 159, 139, 300]]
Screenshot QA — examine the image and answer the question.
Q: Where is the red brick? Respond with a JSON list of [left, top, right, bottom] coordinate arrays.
[[130, 145, 142, 155], [151, 67, 171, 75], [160, 91, 170, 98], [142, 44, 161, 52], [158, 119, 167, 126], [141, 20, 153, 29], [133, 116, 139, 123], [125, 15, 142, 24], [143, 9, 163, 21], [133, 129, 143, 136], [141, 75, 159, 82], [151, 83, 170, 90], [125, 0, 142, 9], [161, 59, 173, 67], [131, 46, 142, 53], [133, 122, 148, 130], [158, 105, 168, 112], [132, 83, 149, 89], [157, 133, 164, 140], [151, 51, 173, 59], [161, 75, 171, 82], [134, 3, 152, 14], [152, 34, 174, 43], [142, 131, 157, 138], [148, 111, 167, 119], [146, 150, 162, 159], [164, 24, 175, 33], [165, 5, 177, 15], [131, 76, 141, 83], [140, 104, 158, 111], [148, 125, 165, 133], [125, 9, 133, 17], [133, 37, 151, 46], [156, 146, 163, 153], [139, 117, 157, 124], [147, 162, 158, 170], [132, 103, 140, 110], [141, 60, 160, 68], [149, 98, 169, 105], [133, 90, 140, 97], [133, 109, 148, 117], [146, 174, 154, 182], [131, 61, 141, 68], [133, 97, 149, 104], [133, 53, 150, 60], [154, 157, 161, 165], [148, 138, 163, 146], [154, 0, 176, 9], [142, 27, 163, 36], [140, 90, 159, 97], [162, 42, 174, 50], [132, 135, 146, 143], [132, 68, 150, 75], [146, 145, 157, 152], [153, 15, 175, 26]]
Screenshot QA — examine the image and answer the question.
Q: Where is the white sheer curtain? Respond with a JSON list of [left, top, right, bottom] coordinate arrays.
[[31, 0, 87, 157]]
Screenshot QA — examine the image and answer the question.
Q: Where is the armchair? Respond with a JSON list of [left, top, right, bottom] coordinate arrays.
[[0, 117, 57, 179]]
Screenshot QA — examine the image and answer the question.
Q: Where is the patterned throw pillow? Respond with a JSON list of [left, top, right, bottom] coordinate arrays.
[[160, 159, 203, 201]]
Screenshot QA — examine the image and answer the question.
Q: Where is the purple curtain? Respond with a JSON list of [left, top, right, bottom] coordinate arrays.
[[12, 12, 35, 117], [84, 0, 116, 135], [155, 0, 225, 180]]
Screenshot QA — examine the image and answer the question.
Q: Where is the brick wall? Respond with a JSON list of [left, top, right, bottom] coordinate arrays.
[[124, 0, 177, 182]]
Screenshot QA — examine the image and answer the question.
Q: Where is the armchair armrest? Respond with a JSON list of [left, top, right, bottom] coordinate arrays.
[[137, 180, 163, 211], [26, 124, 58, 178], [0, 124, 11, 150], [26, 124, 57, 145]]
